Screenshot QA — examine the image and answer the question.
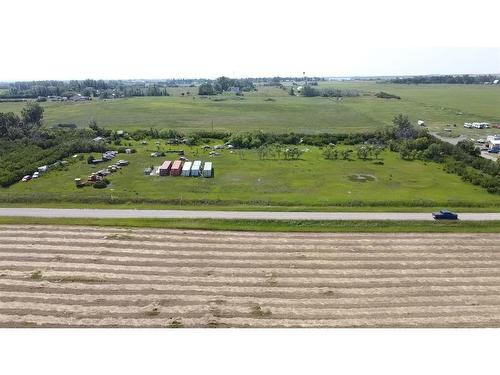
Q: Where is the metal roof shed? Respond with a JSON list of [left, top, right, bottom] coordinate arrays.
[[191, 160, 202, 177], [181, 161, 192, 176], [202, 162, 213, 178]]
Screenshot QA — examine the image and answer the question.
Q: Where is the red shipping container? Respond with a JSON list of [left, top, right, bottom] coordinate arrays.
[[170, 160, 183, 176], [159, 160, 172, 176]]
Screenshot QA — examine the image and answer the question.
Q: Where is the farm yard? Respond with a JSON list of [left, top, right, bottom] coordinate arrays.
[[0, 82, 498, 135], [1, 225, 500, 328], [3, 140, 500, 209]]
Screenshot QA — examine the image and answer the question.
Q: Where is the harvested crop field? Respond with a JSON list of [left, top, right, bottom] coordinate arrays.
[[0, 225, 500, 328]]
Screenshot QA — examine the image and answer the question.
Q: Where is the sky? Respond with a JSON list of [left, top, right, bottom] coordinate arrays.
[[1, 0, 499, 81]]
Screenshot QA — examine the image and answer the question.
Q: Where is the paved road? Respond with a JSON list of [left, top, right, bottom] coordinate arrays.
[[0, 208, 499, 221]]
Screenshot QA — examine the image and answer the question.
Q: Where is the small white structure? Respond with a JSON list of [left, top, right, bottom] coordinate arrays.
[[181, 161, 192, 176], [486, 135, 500, 149], [417, 120, 425, 127], [202, 162, 213, 178], [191, 160, 202, 177], [125, 148, 132, 154]]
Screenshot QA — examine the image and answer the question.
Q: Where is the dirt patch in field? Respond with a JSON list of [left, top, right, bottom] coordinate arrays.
[[347, 174, 376, 182]]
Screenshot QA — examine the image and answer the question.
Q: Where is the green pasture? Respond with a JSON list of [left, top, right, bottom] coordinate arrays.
[[0, 82, 498, 135], [2, 141, 499, 209]]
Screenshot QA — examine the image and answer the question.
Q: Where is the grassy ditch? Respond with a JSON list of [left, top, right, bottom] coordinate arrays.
[[0, 217, 498, 232]]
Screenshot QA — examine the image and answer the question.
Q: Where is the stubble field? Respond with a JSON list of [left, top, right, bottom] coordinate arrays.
[[1, 225, 500, 328]]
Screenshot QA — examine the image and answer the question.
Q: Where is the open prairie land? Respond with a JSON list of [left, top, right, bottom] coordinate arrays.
[[0, 83, 498, 134], [1, 225, 500, 328]]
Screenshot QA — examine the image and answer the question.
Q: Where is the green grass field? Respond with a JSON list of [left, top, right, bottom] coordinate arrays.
[[1, 217, 499, 233], [1, 82, 498, 135], [2, 140, 499, 209]]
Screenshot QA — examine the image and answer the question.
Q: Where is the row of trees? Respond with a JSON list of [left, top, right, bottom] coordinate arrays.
[[322, 144, 383, 161], [389, 75, 499, 85], [256, 144, 304, 160], [301, 85, 360, 98], [1, 80, 175, 99]]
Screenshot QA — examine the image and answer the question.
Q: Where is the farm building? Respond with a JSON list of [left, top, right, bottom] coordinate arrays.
[[181, 161, 193, 176], [170, 160, 183, 176], [159, 160, 172, 176], [191, 160, 202, 176], [202, 162, 213, 178]]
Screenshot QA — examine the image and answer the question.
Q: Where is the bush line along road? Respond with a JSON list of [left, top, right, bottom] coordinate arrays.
[[1, 208, 500, 221]]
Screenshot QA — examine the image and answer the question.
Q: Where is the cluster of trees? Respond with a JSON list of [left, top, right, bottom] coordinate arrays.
[[322, 144, 383, 161], [322, 145, 352, 160], [387, 114, 500, 193], [256, 144, 304, 160], [389, 75, 499, 85], [301, 85, 360, 98], [0, 102, 44, 139], [375, 91, 401, 99], [198, 77, 255, 95], [0, 104, 107, 187]]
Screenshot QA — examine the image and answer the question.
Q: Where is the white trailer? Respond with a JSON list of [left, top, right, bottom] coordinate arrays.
[[181, 161, 192, 176], [191, 160, 202, 177], [202, 162, 213, 178]]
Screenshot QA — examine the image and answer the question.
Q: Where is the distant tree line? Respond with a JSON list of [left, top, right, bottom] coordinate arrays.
[[0, 79, 175, 99], [198, 76, 256, 95], [388, 75, 499, 84]]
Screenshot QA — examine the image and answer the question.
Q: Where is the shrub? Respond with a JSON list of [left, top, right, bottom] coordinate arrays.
[[93, 180, 107, 189], [375, 91, 401, 100]]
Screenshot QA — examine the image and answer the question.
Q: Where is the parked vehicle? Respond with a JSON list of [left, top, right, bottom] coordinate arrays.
[[432, 210, 458, 220], [32, 172, 39, 179], [487, 148, 499, 154], [21, 175, 31, 182]]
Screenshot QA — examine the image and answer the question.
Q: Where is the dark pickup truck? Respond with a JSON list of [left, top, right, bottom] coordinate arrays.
[[432, 210, 458, 220]]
